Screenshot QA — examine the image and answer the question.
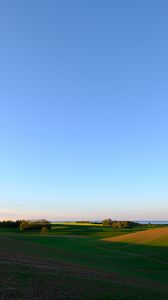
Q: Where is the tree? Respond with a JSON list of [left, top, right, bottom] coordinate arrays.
[[102, 218, 113, 226], [19, 220, 30, 231]]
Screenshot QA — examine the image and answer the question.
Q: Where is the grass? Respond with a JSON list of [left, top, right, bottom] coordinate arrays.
[[50, 223, 157, 237], [0, 224, 168, 299]]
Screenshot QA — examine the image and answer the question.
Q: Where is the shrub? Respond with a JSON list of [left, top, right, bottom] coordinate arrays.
[[40, 226, 48, 235]]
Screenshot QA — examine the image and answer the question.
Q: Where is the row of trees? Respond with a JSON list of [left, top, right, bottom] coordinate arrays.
[[102, 219, 140, 228], [0, 219, 51, 231], [19, 219, 51, 231], [0, 220, 21, 228]]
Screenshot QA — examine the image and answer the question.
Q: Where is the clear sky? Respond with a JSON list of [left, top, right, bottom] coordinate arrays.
[[0, 0, 168, 221]]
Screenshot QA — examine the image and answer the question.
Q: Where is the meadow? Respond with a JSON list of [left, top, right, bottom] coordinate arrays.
[[0, 223, 168, 299]]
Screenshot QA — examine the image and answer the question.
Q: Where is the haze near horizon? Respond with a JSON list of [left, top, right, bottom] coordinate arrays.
[[0, 0, 168, 221]]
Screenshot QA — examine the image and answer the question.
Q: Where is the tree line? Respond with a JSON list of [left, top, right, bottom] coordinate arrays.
[[102, 219, 140, 228], [0, 220, 21, 228], [0, 219, 51, 231]]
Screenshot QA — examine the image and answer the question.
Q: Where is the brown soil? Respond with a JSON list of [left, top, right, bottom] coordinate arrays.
[[103, 227, 168, 245]]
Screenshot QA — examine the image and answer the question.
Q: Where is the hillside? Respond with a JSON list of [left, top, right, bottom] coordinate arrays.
[[103, 227, 168, 246]]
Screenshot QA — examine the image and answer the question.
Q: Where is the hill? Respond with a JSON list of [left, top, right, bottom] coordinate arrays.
[[103, 226, 168, 246]]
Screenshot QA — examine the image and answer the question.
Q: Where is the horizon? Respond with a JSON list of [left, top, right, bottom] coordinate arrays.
[[0, 211, 168, 223], [1, 0, 168, 221], [1, 217, 168, 226]]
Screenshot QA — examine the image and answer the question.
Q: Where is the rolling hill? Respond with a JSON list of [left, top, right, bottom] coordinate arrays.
[[103, 227, 168, 246]]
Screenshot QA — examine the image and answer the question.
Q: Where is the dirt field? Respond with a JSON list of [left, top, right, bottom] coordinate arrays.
[[103, 227, 168, 246]]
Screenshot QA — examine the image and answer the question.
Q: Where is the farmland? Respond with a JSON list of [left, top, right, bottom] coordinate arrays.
[[0, 223, 168, 299]]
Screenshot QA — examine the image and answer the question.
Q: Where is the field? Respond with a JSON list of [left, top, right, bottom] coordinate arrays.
[[0, 224, 168, 299], [104, 226, 168, 246]]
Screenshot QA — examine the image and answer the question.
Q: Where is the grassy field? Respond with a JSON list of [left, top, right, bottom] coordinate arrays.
[[0, 224, 168, 299]]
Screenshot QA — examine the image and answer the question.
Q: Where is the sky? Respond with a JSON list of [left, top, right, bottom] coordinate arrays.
[[0, 0, 168, 221]]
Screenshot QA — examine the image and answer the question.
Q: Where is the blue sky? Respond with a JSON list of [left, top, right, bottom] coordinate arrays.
[[0, 0, 168, 220]]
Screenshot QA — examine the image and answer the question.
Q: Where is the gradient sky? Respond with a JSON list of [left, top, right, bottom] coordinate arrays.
[[0, 0, 168, 221]]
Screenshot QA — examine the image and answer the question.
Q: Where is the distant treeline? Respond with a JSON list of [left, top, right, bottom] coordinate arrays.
[[0, 220, 21, 228], [76, 220, 100, 224], [102, 219, 140, 228], [0, 219, 51, 230], [76, 220, 91, 223], [0, 219, 140, 229]]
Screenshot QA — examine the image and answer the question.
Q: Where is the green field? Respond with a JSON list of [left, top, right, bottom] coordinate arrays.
[[0, 224, 168, 299]]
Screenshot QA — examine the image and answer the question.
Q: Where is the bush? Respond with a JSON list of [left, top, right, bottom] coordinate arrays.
[[40, 226, 48, 235]]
